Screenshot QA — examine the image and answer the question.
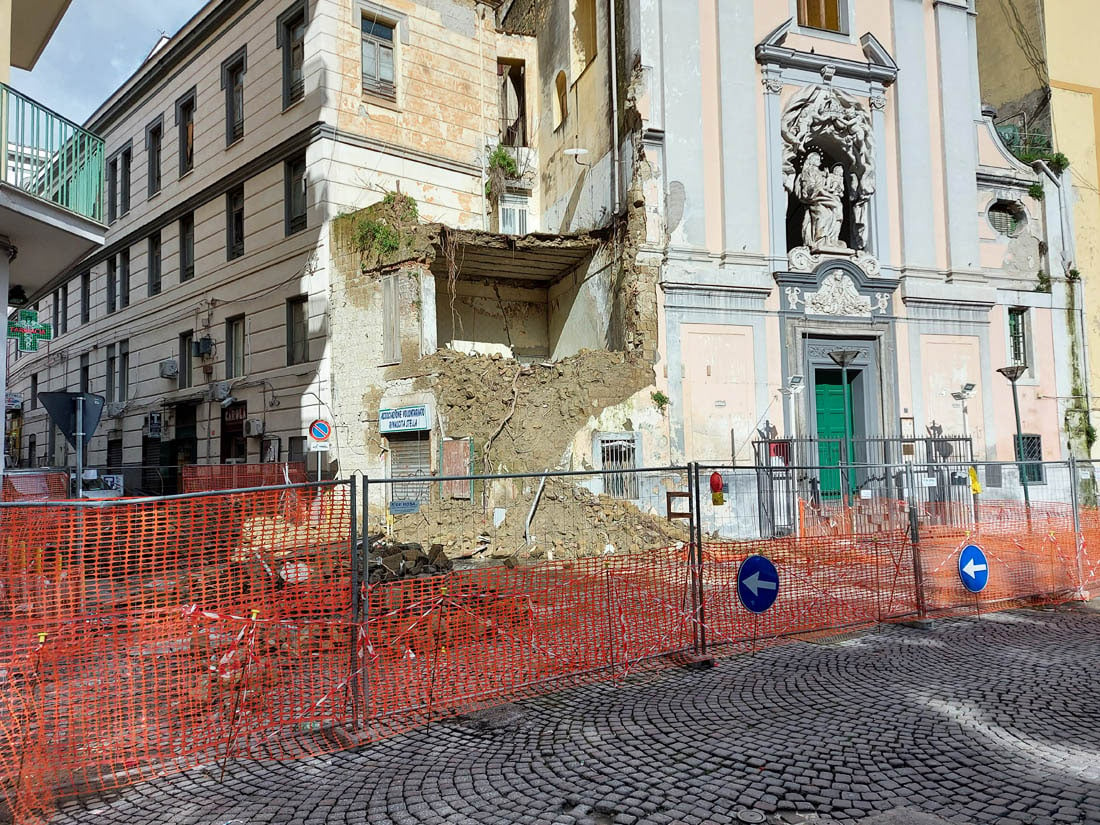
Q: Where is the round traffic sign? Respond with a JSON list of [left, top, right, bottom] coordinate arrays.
[[309, 419, 332, 441], [737, 555, 780, 614], [958, 543, 989, 593]]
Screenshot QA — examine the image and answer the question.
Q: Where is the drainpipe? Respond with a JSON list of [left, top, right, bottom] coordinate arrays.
[[0, 239, 12, 487], [608, 0, 621, 216], [477, 3, 490, 230]]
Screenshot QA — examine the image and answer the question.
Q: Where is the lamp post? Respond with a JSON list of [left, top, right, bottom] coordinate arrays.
[[778, 374, 805, 439], [951, 382, 976, 442], [829, 350, 860, 504], [951, 382, 978, 523], [997, 364, 1031, 510]]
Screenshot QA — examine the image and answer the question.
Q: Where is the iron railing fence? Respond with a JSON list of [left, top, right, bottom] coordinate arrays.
[[0, 82, 105, 222]]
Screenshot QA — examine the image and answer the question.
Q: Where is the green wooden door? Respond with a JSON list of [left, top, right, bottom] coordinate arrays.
[[815, 369, 855, 498]]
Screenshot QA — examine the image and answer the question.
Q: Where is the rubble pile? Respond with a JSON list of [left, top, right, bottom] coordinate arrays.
[[363, 535, 454, 584], [388, 477, 690, 562]]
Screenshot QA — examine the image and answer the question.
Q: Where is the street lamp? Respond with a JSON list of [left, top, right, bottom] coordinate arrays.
[[951, 382, 977, 441], [997, 364, 1031, 510], [829, 350, 860, 502], [778, 374, 805, 438], [951, 382, 978, 523]]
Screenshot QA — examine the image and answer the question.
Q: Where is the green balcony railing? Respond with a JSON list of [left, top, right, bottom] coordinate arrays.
[[0, 82, 105, 224]]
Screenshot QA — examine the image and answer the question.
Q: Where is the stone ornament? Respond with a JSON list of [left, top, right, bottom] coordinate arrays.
[[784, 270, 891, 318], [762, 77, 784, 95], [781, 85, 876, 251], [787, 247, 881, 278]]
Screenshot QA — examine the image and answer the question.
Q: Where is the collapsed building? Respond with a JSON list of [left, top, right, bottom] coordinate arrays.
[[4, 0, 1089, 552]]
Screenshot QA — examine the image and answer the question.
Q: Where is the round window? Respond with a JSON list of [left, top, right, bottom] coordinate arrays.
[[988, 200, 1025, 237]]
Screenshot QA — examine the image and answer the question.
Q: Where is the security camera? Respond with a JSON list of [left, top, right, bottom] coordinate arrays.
[[220, 396, 236, 409]]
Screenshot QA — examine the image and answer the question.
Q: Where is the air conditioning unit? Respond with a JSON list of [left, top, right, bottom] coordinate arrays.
[[143, 412, 162, 439], [244, 418, 265, 438], [159, 359, 179, 378], [192, 336, 214, 358], [105, 402, 127, 418]]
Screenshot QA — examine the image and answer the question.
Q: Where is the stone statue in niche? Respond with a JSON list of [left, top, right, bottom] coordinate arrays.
[[781, 85, 876, 271], [795, 151, 846, 250]]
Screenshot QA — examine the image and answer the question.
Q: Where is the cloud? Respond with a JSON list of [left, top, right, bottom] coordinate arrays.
[[8, 0, 205, 124]]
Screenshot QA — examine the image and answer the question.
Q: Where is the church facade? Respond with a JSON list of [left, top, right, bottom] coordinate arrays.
[[626, 0, 1086, 474]]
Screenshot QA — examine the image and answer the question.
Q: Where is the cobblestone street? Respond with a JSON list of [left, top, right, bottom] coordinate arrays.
[[51, 606, 1100, 825]]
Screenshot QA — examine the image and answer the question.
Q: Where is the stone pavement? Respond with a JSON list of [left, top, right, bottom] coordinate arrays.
[[51, 606, 1100, 825]]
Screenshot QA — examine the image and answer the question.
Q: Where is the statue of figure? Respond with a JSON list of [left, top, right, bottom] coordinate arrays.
[[781, 85, 875, 251], [795, 151, 845, 250]]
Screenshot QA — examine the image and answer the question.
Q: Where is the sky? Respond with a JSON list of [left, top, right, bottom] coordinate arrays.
[[9, 0, 207, 125]]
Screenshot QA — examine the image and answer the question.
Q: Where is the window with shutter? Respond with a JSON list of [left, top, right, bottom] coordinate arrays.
[[362, 17, 396, 100], [389, 434, 432, 501]]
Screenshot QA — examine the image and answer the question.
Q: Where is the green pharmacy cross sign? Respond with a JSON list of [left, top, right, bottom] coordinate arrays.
[[6, 309, 53, 353]]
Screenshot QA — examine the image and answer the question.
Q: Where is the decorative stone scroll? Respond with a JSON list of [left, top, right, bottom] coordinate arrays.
[[784, 270, 891, 318]]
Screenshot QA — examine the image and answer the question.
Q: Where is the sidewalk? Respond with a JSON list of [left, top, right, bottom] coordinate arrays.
[[49, 605, 1100, 825]]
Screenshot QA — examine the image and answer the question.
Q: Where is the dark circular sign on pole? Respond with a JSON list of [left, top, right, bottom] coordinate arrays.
[[736, 554, 780, 614], [958, 543, 989, 593], [309, 419, 332, 442]]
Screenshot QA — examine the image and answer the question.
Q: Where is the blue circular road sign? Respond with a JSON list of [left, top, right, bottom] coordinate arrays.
[[737, 554, 780, 614], [309, 419, 332, 441], [958, 543, 989, 593]]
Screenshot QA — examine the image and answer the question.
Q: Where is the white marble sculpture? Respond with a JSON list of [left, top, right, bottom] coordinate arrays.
[[781, 85, 875, 253], [795, 151, 845, 250]]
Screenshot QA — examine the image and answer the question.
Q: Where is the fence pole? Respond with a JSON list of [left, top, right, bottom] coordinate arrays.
[[686, 463, 700, 653], [906, 462, 928, 621], [348, 474, 361, 728], [361, 474, 371, 725], [1069, 456, 1087, 599], [688, 463, 707, 655]]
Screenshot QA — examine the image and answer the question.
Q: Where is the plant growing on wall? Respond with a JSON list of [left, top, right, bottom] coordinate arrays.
[[1035, 270, 1052, 293], [351, 191, 420, 268], [651, 391, 669, 413], [1027, 182, 1045, 201], [486, 144, 520, 208]]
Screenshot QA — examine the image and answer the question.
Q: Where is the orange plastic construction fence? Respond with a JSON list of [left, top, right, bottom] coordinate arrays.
[[180, 462, 308, 493], [0, 483, 353, 824], [0, 490, 1093, 825], [2, 471, 70, 502]]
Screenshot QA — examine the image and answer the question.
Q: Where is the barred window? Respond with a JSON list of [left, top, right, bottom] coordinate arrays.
[[1014, 434, 1044, 484], [599, 434, 639, 500]]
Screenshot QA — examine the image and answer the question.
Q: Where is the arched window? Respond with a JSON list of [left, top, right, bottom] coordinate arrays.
[[554, 71, 568, 129]]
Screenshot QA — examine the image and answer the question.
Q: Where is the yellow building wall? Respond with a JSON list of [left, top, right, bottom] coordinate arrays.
[[974, 0, 1046, 116], [1045, 0, 1100, 451]]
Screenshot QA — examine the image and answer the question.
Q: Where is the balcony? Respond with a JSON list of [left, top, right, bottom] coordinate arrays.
[[0, 82, 106, 297]]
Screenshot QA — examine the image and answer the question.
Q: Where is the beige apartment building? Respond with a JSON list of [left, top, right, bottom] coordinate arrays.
[[6, 0, 643, 491]]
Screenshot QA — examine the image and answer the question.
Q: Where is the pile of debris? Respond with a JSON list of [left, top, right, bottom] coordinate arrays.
[[363, 534, 454, 584]]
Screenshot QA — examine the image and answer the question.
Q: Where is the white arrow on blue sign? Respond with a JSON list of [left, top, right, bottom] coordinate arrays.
[[737, 554, 780, 614], [958, 543, 989, 593]]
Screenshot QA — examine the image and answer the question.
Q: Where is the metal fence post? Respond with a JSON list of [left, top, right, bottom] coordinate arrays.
[[687, 462, 706, 655], [361, 474, 371, 725], [905, 461, 928, 621], [1069, 456, 1087, 599], [348, 475, 361, 728], [686, 463, 700, 653]]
